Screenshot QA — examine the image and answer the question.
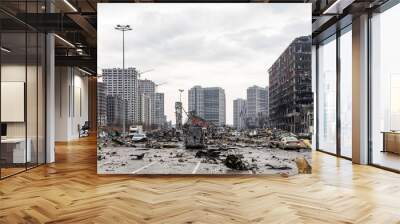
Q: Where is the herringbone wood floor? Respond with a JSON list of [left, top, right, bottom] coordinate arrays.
[[1, 136, 400, 224]]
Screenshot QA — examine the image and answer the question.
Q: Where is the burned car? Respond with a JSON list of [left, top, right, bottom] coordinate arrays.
[[278, 136, 309, 150]]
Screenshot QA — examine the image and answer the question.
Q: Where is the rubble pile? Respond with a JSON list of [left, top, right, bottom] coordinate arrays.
[[98, 126, 312, 175], [195, 148, 222, 163]]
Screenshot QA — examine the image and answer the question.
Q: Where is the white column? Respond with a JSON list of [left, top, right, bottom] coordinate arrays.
[[352, 14, 369, 164], [46, 32, 55, 163]]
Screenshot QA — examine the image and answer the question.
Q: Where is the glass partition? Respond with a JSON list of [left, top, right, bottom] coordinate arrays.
[[1, 31, 28, 177], [370, 3, 400, 171], [317, 35, 337, 154], [27, 31, 38, 169], [0, 1, 46, 179]]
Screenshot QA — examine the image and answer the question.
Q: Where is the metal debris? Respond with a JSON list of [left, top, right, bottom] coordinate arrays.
[[224, 154, 250, 171], [130, 153, 145, 160]]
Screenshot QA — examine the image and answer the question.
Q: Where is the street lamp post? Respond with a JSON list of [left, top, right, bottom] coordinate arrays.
[[115, 24, 132, 136]]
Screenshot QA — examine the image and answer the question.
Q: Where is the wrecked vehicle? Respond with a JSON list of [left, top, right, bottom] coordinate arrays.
[[278, 136, 309, 150], [128, 125, 143, 137], [132, 133, 147, 142]]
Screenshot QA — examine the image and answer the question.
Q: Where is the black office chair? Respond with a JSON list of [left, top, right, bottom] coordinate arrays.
[[79, 121, 90, 138]]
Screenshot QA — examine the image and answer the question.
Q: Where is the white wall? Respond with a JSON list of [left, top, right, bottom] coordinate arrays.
[[55, 67, 89, 141], [1, 65, 34, 138], [1, 63, 46, 164]]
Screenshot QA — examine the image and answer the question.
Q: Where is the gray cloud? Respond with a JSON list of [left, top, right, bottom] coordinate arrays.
[[98, 3, 311, 125]]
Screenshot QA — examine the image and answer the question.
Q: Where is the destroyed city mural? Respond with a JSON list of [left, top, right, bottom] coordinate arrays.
[[97, 3, 313, 175]]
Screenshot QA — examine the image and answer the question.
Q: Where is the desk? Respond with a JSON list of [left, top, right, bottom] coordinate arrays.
[[382, 132, 400, 154], [1, 138, 31, 163]]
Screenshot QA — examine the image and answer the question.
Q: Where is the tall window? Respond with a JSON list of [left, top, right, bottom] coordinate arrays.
[[340, 28, 352, 158], [318, 36, 337, 154], [371, 3, 400, 171]]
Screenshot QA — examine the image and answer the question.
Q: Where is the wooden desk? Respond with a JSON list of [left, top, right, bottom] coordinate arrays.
[[1, 138, 31, 164], [382, 132, 400, 154]]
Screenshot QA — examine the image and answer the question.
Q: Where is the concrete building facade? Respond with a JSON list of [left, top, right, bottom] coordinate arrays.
[[106, 95, 126, 127], [155, 93, 166, 127], [233, 98, 247, 130], [102, 68, 139, 125], [268, 36, 313, 134], [138, 79, 156, 126], [188, 86, 226, 126], [188, 85, 204, 118], [97, 81, 107, 127], [246, 85, 268, 128]]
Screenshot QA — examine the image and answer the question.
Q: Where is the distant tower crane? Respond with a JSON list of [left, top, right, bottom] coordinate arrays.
[[137, 69, 154, 79]]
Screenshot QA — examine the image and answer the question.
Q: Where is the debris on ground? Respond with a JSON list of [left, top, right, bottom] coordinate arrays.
[[130, 153, 145, 160], [224, 154, 250, 170], [163, 143, 178, 148], [111, 138, 125, 146], [195, 149, 221, 159], [265, 163, 292, 170], [98, 126, 312, 175]]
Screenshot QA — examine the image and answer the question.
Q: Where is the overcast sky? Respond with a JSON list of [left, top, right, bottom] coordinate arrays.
[[98, 3, 311, 125]]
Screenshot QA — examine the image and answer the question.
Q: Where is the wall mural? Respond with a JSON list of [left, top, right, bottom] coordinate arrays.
[[97, 3, 313, 175]]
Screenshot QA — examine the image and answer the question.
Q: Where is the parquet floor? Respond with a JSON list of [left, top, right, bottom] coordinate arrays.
[[1, 136, 400, 224]]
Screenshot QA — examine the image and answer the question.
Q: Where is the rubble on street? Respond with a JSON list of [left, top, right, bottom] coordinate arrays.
[[98, 126, 312, 175]]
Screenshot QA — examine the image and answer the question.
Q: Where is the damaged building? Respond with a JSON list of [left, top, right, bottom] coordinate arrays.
[[268, 36, 313, 134]]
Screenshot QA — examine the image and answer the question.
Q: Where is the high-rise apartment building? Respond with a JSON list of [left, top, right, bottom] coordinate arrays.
[[268, 36, 313, 133], [188, 86, 226, 126], [188, 85, 204, 118], [106, 95, 127, 127], [140, 94, 152, 127], [155, 93, 166, 127], [102, 68, 139, 125], [233, 99, 247, 130], [246, 85, 268, 128], [138, 79, 156, 126]]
